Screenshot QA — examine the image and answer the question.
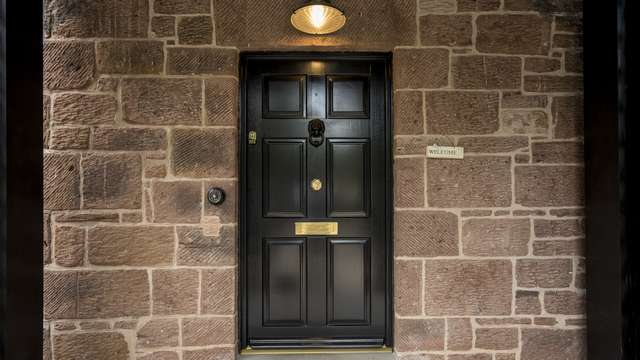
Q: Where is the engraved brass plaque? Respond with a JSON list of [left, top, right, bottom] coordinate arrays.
[[295, 222, 338, 236]]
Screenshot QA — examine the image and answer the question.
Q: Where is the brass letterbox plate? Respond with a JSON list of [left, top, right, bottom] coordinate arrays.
[[295, 222, 338, 236]]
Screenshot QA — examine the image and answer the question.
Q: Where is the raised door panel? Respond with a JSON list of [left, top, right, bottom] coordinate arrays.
[[263, 239, 306, 326], [263, 75, 306, 118], [263, 139, 306, 217], [327, 239, 370, 325], [327, 76, 369, 119], [327, 139, 370, 217]]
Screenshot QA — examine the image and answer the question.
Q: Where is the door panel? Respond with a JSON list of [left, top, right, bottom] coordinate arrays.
[[244, 56, 390, 348]]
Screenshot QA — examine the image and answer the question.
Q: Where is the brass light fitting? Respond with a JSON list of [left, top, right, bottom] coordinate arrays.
[[290, 0, 346, 35]]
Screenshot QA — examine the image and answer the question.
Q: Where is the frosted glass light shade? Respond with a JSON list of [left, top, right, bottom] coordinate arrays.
[[291, 1, 346, 35]]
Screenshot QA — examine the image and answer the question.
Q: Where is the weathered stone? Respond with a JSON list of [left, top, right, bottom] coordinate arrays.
[[534, 219, 584, 237], [457, 136, 528, 153], [44, 212, 52, 264], [477, 15, 551, 55], [82, 153, 142, 209], [462, 219, 530, 256], [183, 348, 235, 360], [178, 226, 236, 266], [425, 92, 499, 134], [500, 110, 549, 135], [138, 351, 179, 360], [137, 319, 179, 348], [475, 328, 518, 350], [534, 317, 558, 326], [151, 16, 176, 37], [525, 57, 562, 73], [566, 318, 587, 326], [167, 47, 238, 75], [395, 158, 425, 208], [395, 318, 445, 352], [44, 0, 148, 38], [55, 322, 77, 331], [447, 318, 472, 351], [182, 317, 234, 346], [524, 75, 583, 93], [55, 226, 84, 267], [53, 94, 117, 125], [550, 208, 584, 217], [419, 0, 456, 13], [214, 0, 416, 50], [145, 163, 167, 179], [95, 77, 119, 92], [151, 181, 202, 223], [122, 78, 202, 125], [534, 240, 584, 256], [50, 127, 90, 150], [501, 92, 548, 109], [152, 269, 199, 315], [394, 91, 424, 135], [555, 15, 582, 32], [44, 153, 80, 210], [44, 271, 77, 319], [424, 260, 512, 315], [475, 317, 532, 325], [204, 180, 237, 223], [53, 333, 128, 360], [427, 156, 511, 208], [516, 290, 541, 314], [553, 34, 582, 48], [43, 326, 52, 360], [532, 141, 583, 163], [394, 49, 449, 89], [516, 154, 530, 163], [516, 259, 573, 288], [115, 320, 138, 329], [495, 354, 516, 360], [552, 96, 584, 139], [172, 128, 237, 178], [44, 41, 95, 90], [79, 321, 110, 330], [419, 15, 472, 47], [521, 329, 586, 360], [457, 0, 500, 11], [43, 96, 51, 148], [205, 78, 239, 126], [201, 268, 236, 315], [504, 0, 582, 13], [398, 355, 444, 360], [155, 0, 210, 14], [575, 258, 586, 288], [97, 41, 164, 75], [395, 260, 422, 316], [565, 50, 583, 73], [77, 270, 150, 318], [178, 16, 213, 45], [448, 355, 491, 360], [122, 212, 144, 223], [395, 211, 458, 257], [461, 210, 492, 217], [55, 212, 119, 223], [88, 226, 174, 266], [515, 166, 584, 206], [545, 291, 585, 315], [452, 56, 521, 89], [93, 128, 167, 151]]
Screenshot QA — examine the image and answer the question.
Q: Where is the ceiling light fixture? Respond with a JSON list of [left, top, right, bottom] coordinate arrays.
[[290, 0, 346, 35]]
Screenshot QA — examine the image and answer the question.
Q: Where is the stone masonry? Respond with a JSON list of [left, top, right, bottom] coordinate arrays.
[[43, 0, 585, 359]]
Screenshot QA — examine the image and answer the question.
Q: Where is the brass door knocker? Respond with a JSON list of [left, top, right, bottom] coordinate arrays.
[[308, 118, 325, 147]]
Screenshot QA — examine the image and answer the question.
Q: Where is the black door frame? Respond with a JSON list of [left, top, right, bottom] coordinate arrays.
[[238, 52, 394, 350]]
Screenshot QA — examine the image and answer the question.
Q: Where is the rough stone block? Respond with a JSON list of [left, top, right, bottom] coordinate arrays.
[[43, 96, 51, 148], [88, 226, 174, 266], [151, 181, 202, 223], [516, 259, 573, 288], [53, 94, 117, 125], [500, 110, 549, 135], [395, 318, 445, 352], [77, 270, 150, 318], [419, 15, 472, 47], [448, 355, 491, 360], [424, 260, 512, 315], [394, 91, 424, 135], [515, 166, 584, 206], [533, 239, 584, 256], [501, 92, 548, 109], [447, 318, 472, 351], [167, 47, 238, 75], [44, 212, 52, 264], [516, 290, 542, 315], [151, 16, 176, 37], [183, 348, 235, 360], [97, 41, 164, 74], [457, 136, 528, 153], [44, 153, 80, 210], [152, 269, 199, 315], [53, 333, 128, 360], [394, 136, 430, 156], [44, 271, 77, 319], [555, 15, 582, 32], [565, 50, 583, 74], [544, 291, 585, 315], [155, 0, 211, 14], [394, 49, 449, 89], [452, 56, 521, 89], [534, 219, 584, 237], [178, 16, 213, 45], [532, 141, 583, 163], [204, 180, 237, 224], [394, 260, 422, 316], [552, 96, 584, 139], [427, 156, 511, 208], [201, 268, 236, 315], [395, 157, 425, 208], [137, 319, 179, 348], [462, 219, 530, 256], [395, 211, 458, 257], [419, 0, 456, 13], [525, 75, 584, 93], [425, 92, 499, 134], [50, 127, 90, 150], [54, 226, 85, 267], [82, 153, 142, 209], [122, 78, 202, 125], [55, 212, 119, 223], [525, 57, 562, 73], [457, 0, 501, 11], [475, 328, 518, 350], [44, 41, 95, 90], [553, 34, 582, 48], [182, 317, 234, 346], [93, 128, 167, 151], [178, 226, 236, 266], [205, 78, 239, 126], [476, 15, 551, 55], [172, 128, 237, 178], [521, 329, 586, 360]]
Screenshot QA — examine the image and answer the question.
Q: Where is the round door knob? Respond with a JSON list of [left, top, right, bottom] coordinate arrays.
[[207, 187, 226, 205]]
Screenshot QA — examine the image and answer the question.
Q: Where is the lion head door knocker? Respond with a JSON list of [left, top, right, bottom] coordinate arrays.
[[308, 118, 325, 147]]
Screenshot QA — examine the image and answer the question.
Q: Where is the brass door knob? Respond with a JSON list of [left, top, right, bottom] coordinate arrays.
[[311, 179, 322, 191]]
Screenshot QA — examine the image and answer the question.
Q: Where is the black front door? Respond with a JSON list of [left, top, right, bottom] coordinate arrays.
[[242, 55, 391, 349]]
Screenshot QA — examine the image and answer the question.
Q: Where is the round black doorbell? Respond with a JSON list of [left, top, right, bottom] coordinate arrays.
[[207, 187, 226, 205]]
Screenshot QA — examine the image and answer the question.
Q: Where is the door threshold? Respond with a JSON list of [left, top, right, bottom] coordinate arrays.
[[240, 345, 392, 355]]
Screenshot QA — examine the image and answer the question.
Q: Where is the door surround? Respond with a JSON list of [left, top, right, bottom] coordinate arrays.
[[238, 52, 394, 351]]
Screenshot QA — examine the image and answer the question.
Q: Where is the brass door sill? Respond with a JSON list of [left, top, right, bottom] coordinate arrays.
[[240, 345, 392, 355]]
